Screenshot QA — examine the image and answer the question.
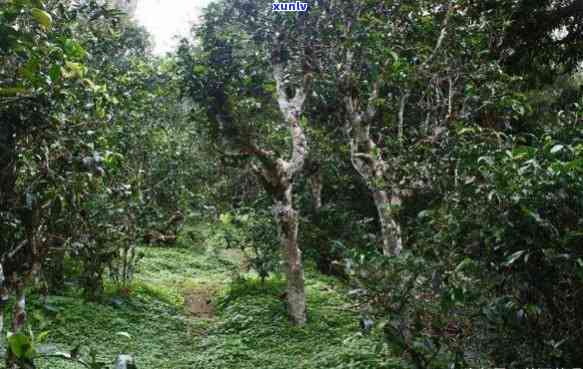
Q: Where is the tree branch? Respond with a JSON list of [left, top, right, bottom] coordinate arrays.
[[420, 3, 453, 70], [0, 263, 8, 337], [398, 92, 410, 142], [272, 60, 308, 177]]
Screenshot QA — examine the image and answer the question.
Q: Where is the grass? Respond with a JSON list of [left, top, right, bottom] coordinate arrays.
[[9, 223, 404, 369], [196, 277, 403, 369]]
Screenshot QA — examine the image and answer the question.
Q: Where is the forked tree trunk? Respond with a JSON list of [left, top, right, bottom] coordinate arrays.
[[343, 94, 403, 257], [247, 60, 309, 325], [273, 62, 308, 325], [210, 31, 310, 325], [339, 5, 454, 257], [252, 161, 308, 325]]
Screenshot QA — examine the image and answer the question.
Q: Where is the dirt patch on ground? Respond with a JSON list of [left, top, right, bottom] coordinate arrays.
[[184, 287, 215, 318], [182, 249, 248, 319]]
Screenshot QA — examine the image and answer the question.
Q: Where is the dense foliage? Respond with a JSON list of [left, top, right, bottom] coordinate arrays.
[[1, 0, 582, 368]]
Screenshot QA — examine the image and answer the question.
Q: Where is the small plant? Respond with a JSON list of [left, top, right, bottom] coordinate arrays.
[[345, 250, 481, 369], [213, 207, 281, 282], [237, 209, 280, 282], [4, 323, 136, 369], [108, 214, 144, 289]]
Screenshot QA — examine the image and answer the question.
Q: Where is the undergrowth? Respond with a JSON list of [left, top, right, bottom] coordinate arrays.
[[198, 277, 404, 369], [11, 223, 403, 369]]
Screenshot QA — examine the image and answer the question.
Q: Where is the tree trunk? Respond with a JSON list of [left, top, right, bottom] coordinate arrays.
[[372, 190, 402, 256], [0, 121, 25, 368], [271, 58, 309, 325], [0, 263, 8, 336], [0, 122, 17, 266], [251, 159, 308, 325], [308, 169, 323, 212], [344, 110, 404, 257], [0, 122, 16, 211], [216, 39, 310, 325], [6, 279, 26, 369], [273, 197, 307, 325], [48, 246, 66, 292]]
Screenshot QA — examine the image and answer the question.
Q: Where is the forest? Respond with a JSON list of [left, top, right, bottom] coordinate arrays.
[[1, 0, 583, 368]]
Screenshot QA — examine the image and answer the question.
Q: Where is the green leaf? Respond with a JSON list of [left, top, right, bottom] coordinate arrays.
[[31, 8, 52, 30], [0, 87, 28, 96], [63, 39, 86, 60], [7, 332, 34, 359], [565, 159, 583, 172], [503, 250, 526, 267], [64, 61, 86, 78], [49, 64, 61, 82], [36, 331, 49, 343], [263, 82, 276, 93], [525, 304, 541, 318], [576, 259, 583, 281], [417, 210, 432, 219], [455, 257, 474, 272], [82, 78, 96, 91], [22, 58, 40, 82], [116, 331, 133, 340], [457, 127, 475, 135], [511, 146, 531, 160], [219, 213, 233, 225], [550, 144, 564, 154], [523, 208, 543, 224], [388, 50, 399, 61], [193, 65, 207, 74]]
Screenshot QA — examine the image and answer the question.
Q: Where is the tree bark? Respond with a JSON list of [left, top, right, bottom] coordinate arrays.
[[273, 195, 307, 325], [244, 59, 309, 325], [372, 190, 402, 256], [206, 28, 310, 325], [251, 157, 308, 325], [308, 169, 323, 212], [6, 278, 26, 369], [0, 121, 26, 368], [12, 282, 26, 333], [0, 263, 8, 336], [0, 122, 16, 212], [0, 122, 17, 269], [272, 61, 308, 325], [343, 92, 403, 257]]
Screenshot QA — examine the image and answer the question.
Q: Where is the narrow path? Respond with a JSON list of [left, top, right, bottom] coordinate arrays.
[[33, 225, 403, 369]]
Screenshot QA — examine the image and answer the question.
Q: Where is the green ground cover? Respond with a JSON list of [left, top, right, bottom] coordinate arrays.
[[12, 225, 402, 369]]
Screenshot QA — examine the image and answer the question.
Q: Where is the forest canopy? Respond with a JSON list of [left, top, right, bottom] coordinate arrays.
[[1, 0, 582, 368]]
